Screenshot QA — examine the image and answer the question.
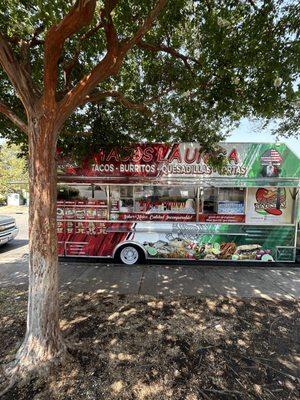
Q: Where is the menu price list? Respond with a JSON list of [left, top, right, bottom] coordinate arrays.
[[57, 200, 108, 220]]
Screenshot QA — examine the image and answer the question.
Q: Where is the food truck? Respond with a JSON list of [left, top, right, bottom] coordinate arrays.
[[57, 142, 300, 264]]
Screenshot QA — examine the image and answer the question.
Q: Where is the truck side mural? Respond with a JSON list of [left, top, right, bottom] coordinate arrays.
[[57, 142, 299, 264]]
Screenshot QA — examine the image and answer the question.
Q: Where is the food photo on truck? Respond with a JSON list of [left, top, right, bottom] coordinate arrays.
[[56, 142, 300, 265]]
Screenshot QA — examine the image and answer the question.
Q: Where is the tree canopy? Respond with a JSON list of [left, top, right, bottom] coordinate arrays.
[[0, 0, 299, 155]]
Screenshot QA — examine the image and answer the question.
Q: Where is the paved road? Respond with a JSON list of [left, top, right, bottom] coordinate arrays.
[[0, 210, 299, 298], [0, 210, 28, 263]]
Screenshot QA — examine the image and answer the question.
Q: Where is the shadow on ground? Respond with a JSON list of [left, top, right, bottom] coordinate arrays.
[[0, 288, 299, 400], [0, 240, 28, 254], [1, 260, 300, 300]]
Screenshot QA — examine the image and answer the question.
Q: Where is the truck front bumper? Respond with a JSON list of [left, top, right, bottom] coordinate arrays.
[[0, 228, 19, 246]]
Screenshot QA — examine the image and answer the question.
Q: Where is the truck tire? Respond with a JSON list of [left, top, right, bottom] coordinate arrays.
[[115, 244, 144, 265]]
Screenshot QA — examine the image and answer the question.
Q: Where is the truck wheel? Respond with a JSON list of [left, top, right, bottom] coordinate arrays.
[[116, 245, 144, 265]]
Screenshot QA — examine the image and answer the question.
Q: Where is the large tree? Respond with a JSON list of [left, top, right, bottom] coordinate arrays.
[[0, 0, 299, 375]]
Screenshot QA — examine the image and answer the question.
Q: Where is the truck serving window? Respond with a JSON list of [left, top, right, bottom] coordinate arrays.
[[109, 185, 197, 221], [57, 184, 108, 221], [200, 187, 245, 223], [202, 188, 245, 214]]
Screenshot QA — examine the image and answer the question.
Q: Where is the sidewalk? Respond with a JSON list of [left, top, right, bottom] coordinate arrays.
[[1, 210, 300, 299], [0, 258, 299, 299]]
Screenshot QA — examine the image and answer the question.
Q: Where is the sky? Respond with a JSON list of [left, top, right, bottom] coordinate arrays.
[[228, 118, 300, 157]]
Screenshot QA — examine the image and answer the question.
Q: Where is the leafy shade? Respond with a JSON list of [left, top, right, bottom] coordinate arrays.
[[0, 0, 299, 156]]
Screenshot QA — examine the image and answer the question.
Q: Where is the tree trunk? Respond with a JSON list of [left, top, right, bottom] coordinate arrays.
[[15, 116, 66, 371]]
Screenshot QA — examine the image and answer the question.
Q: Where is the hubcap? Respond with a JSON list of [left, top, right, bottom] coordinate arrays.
[[120, 246, 139, 265]]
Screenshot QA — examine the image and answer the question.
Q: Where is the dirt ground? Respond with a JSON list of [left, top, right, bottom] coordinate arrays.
[[0, 288, 299, 400]]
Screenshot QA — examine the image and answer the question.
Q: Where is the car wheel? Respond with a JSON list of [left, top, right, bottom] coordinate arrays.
[[117, 245, 143, 265]]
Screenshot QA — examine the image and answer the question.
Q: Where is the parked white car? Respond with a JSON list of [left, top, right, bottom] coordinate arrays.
[[0, 215, 19, 246]]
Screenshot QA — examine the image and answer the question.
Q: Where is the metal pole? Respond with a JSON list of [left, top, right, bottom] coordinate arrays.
[[107, 185, 110, 221], [196, 187, 200, 222]]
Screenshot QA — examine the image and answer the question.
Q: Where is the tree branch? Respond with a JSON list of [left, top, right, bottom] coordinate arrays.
[[85, 90, 152, 116], [59, 0, 167, 124], [85, 82, 178, 115], [30, 25, 45, 47], [121, 0, 167, 52], [62, 1, 120, 93], [0, 32, 38, 111], [3, 26, 45, 48], [144, 84, 177, 104], [137, 41, 200, 69], [43, 0, 97, 105], [248, 0, 259, 11], [0, 100, 28, 134], [62, 21, 105, 91], [2, 27, 44, 84], [99, 0, 120, 56]]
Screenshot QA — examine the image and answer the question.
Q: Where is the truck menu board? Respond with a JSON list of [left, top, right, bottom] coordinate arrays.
[[57, 199, 108, 240]]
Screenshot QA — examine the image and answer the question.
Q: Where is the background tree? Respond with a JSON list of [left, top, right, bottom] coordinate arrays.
[[0, 142, 28, 204], [0, 0, 299, 376], [273, 103, 300, 138]]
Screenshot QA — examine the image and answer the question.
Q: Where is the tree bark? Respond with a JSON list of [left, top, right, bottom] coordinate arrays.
[[0, 1, 167, 377], [15, 115, 66, 371]]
